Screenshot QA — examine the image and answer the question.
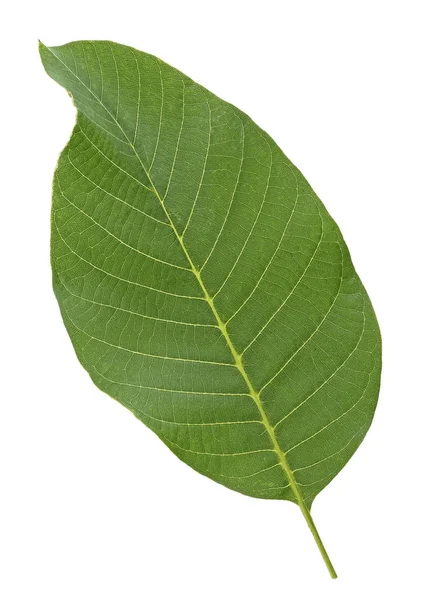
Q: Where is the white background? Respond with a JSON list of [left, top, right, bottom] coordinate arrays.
[[1, 1, 426, 598]]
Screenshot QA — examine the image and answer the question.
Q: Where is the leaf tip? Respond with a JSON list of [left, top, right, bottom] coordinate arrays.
[[38, 40, 50, 67]]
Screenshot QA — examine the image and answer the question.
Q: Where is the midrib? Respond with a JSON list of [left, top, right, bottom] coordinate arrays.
[[133, 155, 298, 495], [135, 157, 337, 578], [119, 126, 305, 507], [136, 153, 338, 580], [46, 44, 337, 577]]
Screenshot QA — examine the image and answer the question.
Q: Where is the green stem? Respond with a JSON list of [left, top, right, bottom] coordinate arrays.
[[298, 503, 337, 578]]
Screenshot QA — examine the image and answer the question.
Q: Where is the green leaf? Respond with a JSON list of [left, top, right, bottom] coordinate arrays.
[[39, 40, 381, 578]]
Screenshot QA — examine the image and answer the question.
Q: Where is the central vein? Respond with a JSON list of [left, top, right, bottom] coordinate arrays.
[[123, 134, 337, 576], [133, 149, 337, 580], [140, 154, 302, 501]]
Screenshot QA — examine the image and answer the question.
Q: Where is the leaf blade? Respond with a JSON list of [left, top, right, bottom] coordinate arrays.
[[40, 40, 381, 576]]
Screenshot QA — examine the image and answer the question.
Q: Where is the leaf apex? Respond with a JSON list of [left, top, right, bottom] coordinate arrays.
[[38, 40, 51, 67]]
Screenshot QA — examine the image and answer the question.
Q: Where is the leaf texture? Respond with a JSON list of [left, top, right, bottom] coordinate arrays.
[[40, 40, 381, 574]]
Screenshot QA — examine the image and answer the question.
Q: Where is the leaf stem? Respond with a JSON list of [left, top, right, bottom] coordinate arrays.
[[297, 502, 337, 578]]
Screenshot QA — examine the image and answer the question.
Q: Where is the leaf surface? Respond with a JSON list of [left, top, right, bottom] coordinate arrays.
[[40, 40, 381, 576]]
